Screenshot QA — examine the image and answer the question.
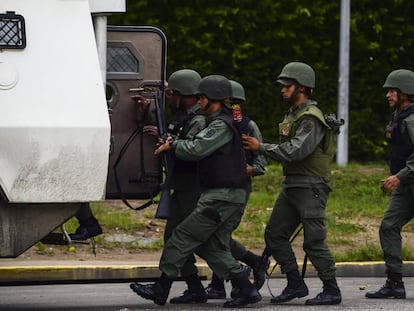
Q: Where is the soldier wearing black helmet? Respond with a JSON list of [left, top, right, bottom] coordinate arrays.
[[243, 62, 341, 305], [366, 69, 414, 300], [130, 75, 261, 308]]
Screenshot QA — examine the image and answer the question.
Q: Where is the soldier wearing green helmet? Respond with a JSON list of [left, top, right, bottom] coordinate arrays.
[[163, 69, 209, 304], [243, 61, 341, 305], [276, 61, 316, 88], [131, 69, 207, 303], [382, 69, 414, 96], [366, 69, 414, 300], [131, 75, 261, 308], [230, 79, 246, 101], [204, 79, 269, 299], [166, 69, 201, 95]]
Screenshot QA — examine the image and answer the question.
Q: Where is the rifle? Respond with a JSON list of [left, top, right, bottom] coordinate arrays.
[[153, 89, 174, 219]]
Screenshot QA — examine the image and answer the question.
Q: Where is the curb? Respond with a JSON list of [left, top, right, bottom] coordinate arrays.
[[2, 261, 414, 285]]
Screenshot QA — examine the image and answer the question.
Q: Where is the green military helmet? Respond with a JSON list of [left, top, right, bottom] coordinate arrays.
[[197, 74, 232, 101], [383, 69, 414, 95], [229, 80, 246, 102], [276, 62, 315, 88], [166, 69, 201, 96]]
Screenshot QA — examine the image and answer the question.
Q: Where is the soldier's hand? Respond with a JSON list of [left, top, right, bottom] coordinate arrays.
[[242, 134, 260, 151], [381, 175, 400, 193], [154, 141, 170, 155], [131, 94, 149, 113], [143, 125, 160, 139], [154, 136, 173, 155], [246, 164, 253, 176]]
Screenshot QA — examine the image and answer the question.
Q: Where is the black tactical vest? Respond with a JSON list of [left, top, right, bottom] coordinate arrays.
[[234, 116, 254, 166], [199, 111, 247, 188], [385, 104, 414, 174]]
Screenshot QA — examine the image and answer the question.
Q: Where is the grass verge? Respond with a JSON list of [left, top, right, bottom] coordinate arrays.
[[44, 162, 414, 262]]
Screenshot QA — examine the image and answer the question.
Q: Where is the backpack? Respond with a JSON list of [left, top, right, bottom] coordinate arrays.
[[323, 113, 345, 156]]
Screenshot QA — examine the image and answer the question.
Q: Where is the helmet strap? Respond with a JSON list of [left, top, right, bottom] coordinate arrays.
[[283, 85, 300, 103], [203, 99, 213, 112], [168, 97, 181, 113], [396, 91, 403, 110], [292, 85, 301, 99]]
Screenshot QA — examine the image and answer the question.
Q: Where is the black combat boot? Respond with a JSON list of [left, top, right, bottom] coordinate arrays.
[[69, 216, 102, 240], [205, 273, 227, 299], [230, 265, 252, 298], [239, 250, 270, 290], [270, 269, 309, 303], [366, 271, 406, 299], [305, 278, 342, 305], [223, 269, 262, 308], [130, 273, 173, 305], [170, 273, 207, 304]]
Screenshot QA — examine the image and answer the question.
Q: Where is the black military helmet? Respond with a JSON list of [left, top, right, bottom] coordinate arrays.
[[166, 69, 201, 96], [383, 69, 414, 95], [276, 62, 315, 88], [197, 75, 232, 101], [229, 80, 246, 102]]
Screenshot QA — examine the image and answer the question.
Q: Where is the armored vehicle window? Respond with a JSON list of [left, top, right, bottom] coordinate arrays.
[[107, 47, 138, 73], [0, 11, 26, 49], [107, 41, 144, 80]]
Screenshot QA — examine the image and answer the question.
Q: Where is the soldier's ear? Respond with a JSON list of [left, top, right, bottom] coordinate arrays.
[[400, 93, 409, 101]]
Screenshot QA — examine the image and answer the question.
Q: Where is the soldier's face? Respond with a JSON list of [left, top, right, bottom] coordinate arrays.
[[281, 84, 295, 99], [198, 95, 209, 111], [165, 89, 180, 109], [385, 88, 398, 108], [281, 84, 301, 105]]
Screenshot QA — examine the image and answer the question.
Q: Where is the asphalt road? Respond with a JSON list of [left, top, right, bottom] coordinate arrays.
[[1, 277, 414, 311]]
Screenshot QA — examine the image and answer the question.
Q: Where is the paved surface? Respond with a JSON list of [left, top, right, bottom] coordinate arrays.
[[2, 259, 414, 285], [2, 259, 414, 310], [1, 260, 414, 310], [2, 277, 414, 310]]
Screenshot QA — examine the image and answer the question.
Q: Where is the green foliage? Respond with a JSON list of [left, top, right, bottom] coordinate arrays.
[[35, 241, 55, 256], [333, 243, 384, 262], [108, 1, 414, 161], [334, 243, 413, 262], [328, 163, 389, 218], [55, 163, 414, 261], [91, 203, 147, 231]]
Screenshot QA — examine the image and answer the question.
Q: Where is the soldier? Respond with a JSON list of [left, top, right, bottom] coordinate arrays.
[[69, 203, 102, 241], [243, 62, 341, 305], [134, 69, 208, 303], [366, 69, 414, 300], [129, 75, 261, 308], [205, 80, 269, 299]]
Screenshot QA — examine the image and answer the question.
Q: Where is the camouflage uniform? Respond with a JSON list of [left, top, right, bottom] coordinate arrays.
[[366, 69, 414, 300]]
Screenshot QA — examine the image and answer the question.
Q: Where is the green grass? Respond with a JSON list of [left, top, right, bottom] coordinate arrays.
[[56, 162, 414, 262], [232, 161, 414, 261]]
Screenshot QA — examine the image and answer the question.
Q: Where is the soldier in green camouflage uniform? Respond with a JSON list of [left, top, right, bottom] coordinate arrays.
[[163, 69, 209, 303], [243, 62, 341, 305], [132, 69, 207, 304], [130, 75, 261, 308], [205, 80, 269, 299], [366, 69, 414, 300]]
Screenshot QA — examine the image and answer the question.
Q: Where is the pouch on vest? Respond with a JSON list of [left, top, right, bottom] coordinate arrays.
[[322, 113, 344, 155]]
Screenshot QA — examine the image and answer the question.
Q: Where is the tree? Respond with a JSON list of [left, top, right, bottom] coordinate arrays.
[[109, 0, 414, 162]]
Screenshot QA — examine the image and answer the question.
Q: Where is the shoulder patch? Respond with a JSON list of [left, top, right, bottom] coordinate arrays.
[[303, 119, 314, 133]]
